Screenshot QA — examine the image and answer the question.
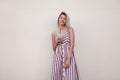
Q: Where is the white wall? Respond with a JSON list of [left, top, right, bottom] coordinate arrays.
[[0, 0, 120, 80]]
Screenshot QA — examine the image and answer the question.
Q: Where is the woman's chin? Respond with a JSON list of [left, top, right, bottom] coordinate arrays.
[[59, 23, 65, 26]]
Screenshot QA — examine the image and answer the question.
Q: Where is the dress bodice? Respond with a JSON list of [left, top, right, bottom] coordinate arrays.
[[55, 31, 70, 45]]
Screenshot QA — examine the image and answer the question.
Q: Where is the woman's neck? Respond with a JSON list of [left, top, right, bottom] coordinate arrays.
[[58, 25, 65, 30], [58, 25, 67, 34]]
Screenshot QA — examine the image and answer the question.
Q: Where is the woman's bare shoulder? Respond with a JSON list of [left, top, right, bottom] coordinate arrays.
[[68, 26, 74, 32], [51, 29, 59, 36]]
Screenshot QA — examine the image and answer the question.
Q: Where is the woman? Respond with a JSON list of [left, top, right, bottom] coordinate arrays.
[[51, 12, 79, 80]]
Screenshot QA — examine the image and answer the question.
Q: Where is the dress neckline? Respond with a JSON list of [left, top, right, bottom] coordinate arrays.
[[60, 31, 68, 35], [58, 30, 69, 36], [56, 31, 69, 37], [58, 27, 68, 34]]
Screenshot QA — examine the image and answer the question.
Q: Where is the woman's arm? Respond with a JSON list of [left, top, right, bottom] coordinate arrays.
[[67, 27, 75, 59], [64, 27, 75, 68], [51, 32, 57, 52]]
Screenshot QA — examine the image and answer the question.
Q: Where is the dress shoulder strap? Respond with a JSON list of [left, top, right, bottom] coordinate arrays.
[[67, 26, 71, 32], [66, 26, 71, 35]]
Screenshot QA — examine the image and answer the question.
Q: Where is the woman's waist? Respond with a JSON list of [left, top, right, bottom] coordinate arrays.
[[57, 42, 70, 46]]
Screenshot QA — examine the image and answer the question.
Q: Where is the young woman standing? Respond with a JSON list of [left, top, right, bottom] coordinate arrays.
[[51, 12, 79, 80]]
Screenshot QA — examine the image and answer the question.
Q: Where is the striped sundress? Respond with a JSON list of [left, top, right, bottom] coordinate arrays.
[[52, 29, 79, 80]]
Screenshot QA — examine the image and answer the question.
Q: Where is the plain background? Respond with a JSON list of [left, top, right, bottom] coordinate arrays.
[[0, 0, 120, 80]]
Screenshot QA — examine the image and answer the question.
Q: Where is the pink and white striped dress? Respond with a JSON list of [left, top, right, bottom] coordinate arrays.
[[52, 29, 79, 80]]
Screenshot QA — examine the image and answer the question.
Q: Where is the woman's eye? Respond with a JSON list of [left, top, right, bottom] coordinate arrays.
[[60, 17, 62, 19]]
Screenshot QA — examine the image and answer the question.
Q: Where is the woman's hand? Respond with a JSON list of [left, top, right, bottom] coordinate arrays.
[[56, 37, 62, 45], [64, 58, 70, 69]]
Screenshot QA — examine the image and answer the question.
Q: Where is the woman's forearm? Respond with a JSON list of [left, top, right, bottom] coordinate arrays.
[[53, 43, 57, 52], [67, 44, 74, 59]]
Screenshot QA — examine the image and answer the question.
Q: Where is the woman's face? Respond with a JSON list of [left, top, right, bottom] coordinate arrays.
[[58, 14, 67, 26]]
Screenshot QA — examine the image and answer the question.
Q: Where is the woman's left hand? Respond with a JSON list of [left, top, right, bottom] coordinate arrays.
[[64, 58, 70, 69]]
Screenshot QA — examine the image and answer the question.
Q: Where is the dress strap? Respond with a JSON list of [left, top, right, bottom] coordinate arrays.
[[67, 26, 70, 34]]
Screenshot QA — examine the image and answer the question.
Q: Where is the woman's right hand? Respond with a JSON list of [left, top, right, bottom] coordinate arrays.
[[56, 37, 62, 45]]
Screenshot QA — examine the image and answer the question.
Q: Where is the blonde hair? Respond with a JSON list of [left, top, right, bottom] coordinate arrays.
[[57, 11, 70, 29]]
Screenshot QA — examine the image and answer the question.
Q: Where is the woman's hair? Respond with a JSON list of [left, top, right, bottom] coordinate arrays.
[[57, 11, 70, 28]]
